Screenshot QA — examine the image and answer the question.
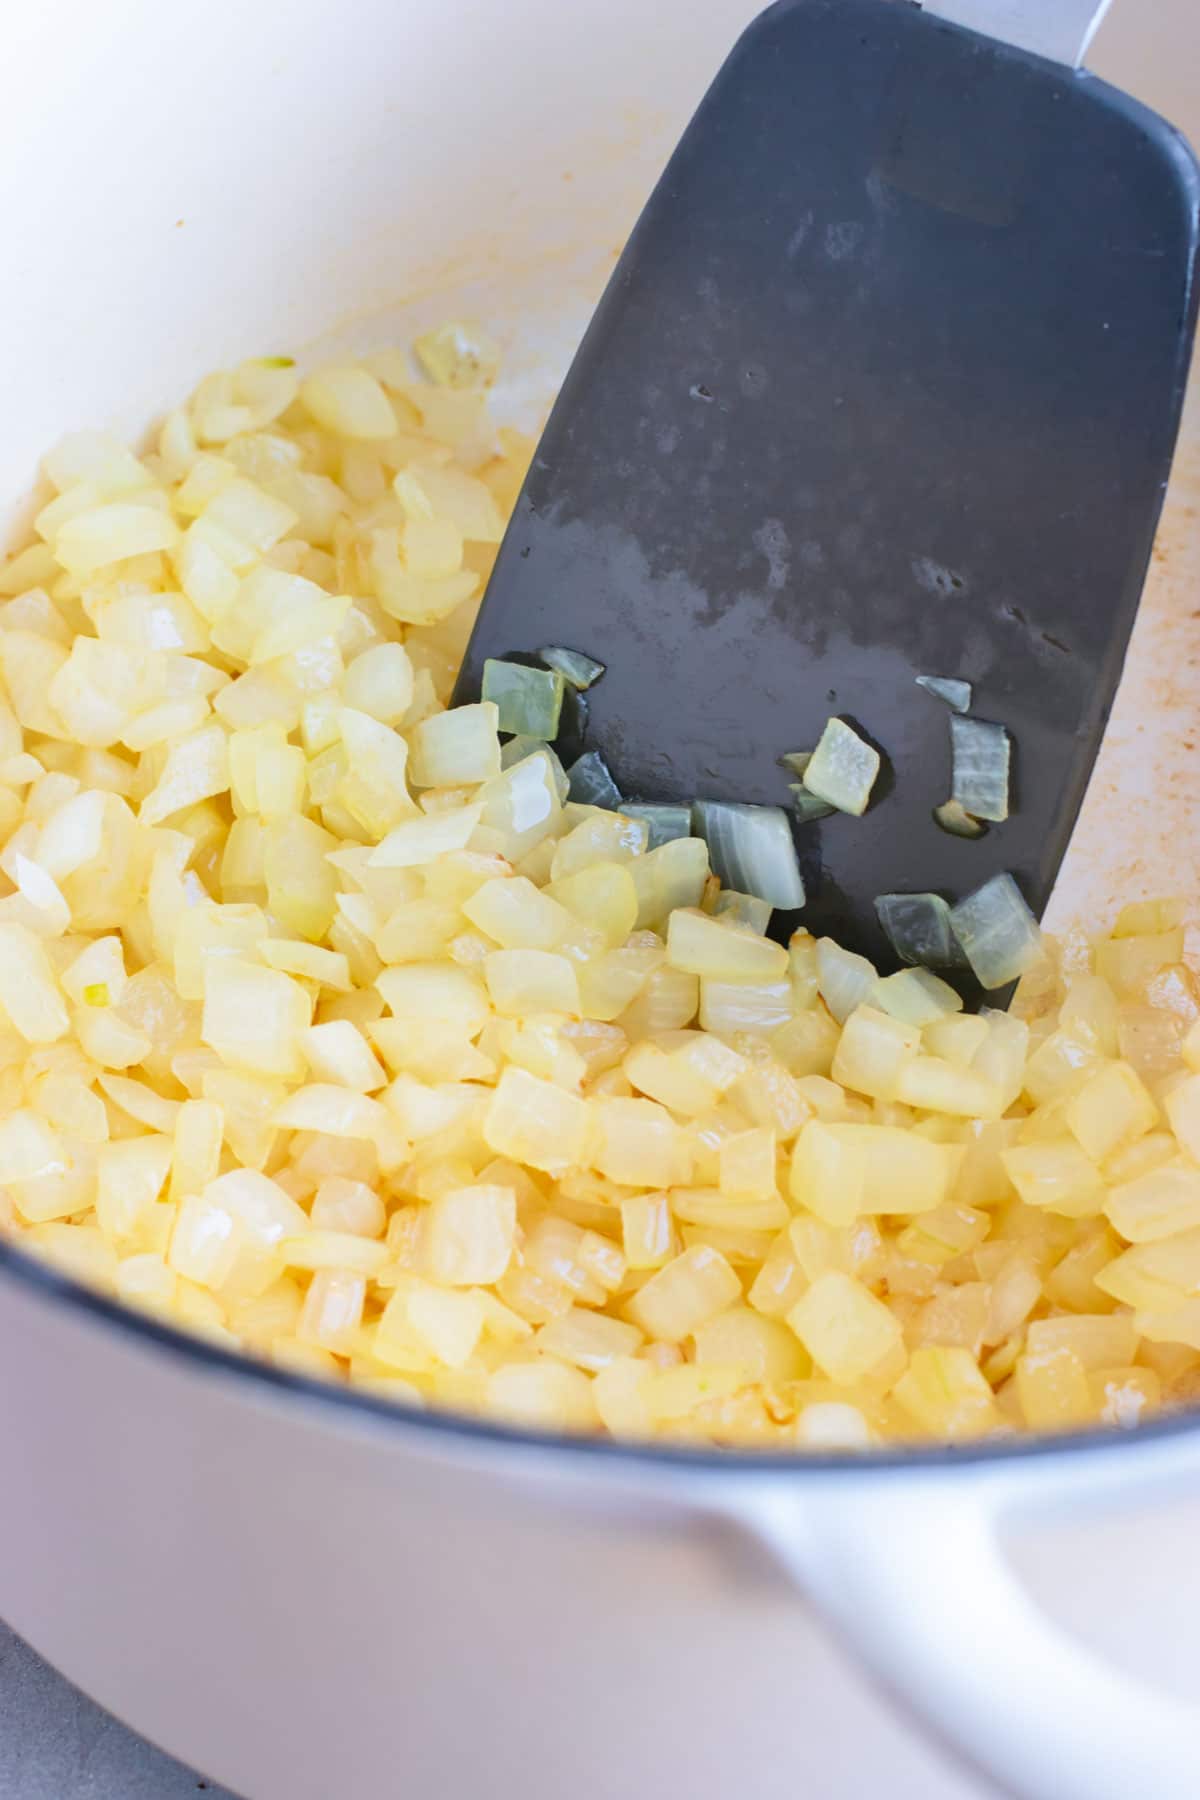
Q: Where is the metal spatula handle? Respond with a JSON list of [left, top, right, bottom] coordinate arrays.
[[926, 0, 1114, 66]]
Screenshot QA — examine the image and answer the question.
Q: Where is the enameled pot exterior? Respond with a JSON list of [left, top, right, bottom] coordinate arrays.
[[1, 2, 1199, 1796]]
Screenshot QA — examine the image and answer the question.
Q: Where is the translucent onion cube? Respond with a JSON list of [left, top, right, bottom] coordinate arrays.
[[54, 502, 180, 576], [831, 1005, 919, 1100], [300, 366, 398, 439], [618, 803, 691, 849], [1165, 1073, 1200, 1162], [341, 642, 414, 726], [950, 872, 1044, 989], [949, 716, 1011, 823], [413, 321, 500, 390], [699, 976, 793, 1036], [485, 948, 581, 1018], [1059, 973, 1121, 1057], [0, 1109, 68, 1188], [915, 675, 971, 712], [536, 1308, 643, 1371], [271, 1086, 393, 1149], [203, 478, 298, 556], [630, 837, 710, 931], [691, 800, 804, 910], [893, 1054, 1004, 1119], [786, 1272, 903, 1383], [376, 963, 489, 1038], [693, 1304, 808, 1383], [297, 1268, 366, 1352], [463, 875, 571, 949], [790, 1121, 951, 1223], [0, 922, 69, 1042], [666, 908, 788, 982], [1064, 1059, 1158, 1163], [369, 802, 484, 869], [1015, 1345, 1093, 1429], [483, 1066, 591, 1173], [552, 812, 647, 876], [626, 1245, 742, 1343], [719, 1127, 778, 1200], [311, 1177, 386, 1239], [623, 1036, 742, 1116], [1105, 1162, 1200, 1243], [139, 723, 230, 826], [669, 1187, 787, 1233], [1021, 1023, 1103, 1107], [872, 967, 963, 1027], [475, 753, 562, 861], [620, 1193, 676, 1269], [565, 751, 622, 810], [549, 861, 638, 949], [577, 943, 663, 1023], [590, 1096, 691, 1188], [1001, 1141, 1105, 1218], [481, 659, 565, 739], [168, 1189, 243, 1289], [816, 938, 878, 1023], [115, 1253, 178, 1312], [801, 718, 880, 816], [1095, 929, 1185, 996], [202, 957, 311, 1079], [486, 1360, 597, 1430], [425, 1183, 517, 1285], [973, 1010, 1031, 1109], [302, 1020, 387, 1092], [893, 1346, 1000, 1439], [376, 1279, 484, 1370], [262, 940, 351, 988], [1095, 1228, 1200, 1311], [407, 702, 501, 788], [524, 1214, 624, 1298], [1025, 1313, 1138, 1370], [96, 1136, 172, 1240], [795, 1403, 874, 1448], [1113, 897, 1186, 938]]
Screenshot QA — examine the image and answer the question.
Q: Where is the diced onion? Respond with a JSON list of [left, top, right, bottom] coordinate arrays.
[[950, 872, 1044, 988], [566, 750, 622, 809], [712, 890, 773, 934], [481, 659, 565, 739], [2, 324, 1196, 1457], [537, 646, 605, 690], [816, 938, 878, 1023], [617, 803, 692, 849], [691, 800, 805, 910], [802, 719, 880, 817], [499, 735, 570, 802], [949, 716, 1011, 823], [915, 675, 972, 712], [874, 891, 961, 967]]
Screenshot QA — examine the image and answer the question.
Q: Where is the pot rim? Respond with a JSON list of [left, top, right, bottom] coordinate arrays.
[[4, 1232, 1194, 1475]]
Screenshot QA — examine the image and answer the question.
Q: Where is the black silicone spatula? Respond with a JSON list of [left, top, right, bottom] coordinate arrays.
[[455, 0, 1199, 975]]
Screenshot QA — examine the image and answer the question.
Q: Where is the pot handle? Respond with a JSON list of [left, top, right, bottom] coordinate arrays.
[[742, 1477, 1200, 1800]]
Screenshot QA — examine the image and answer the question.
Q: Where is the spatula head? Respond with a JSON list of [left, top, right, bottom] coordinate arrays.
[[456, 0, 1200, 978]]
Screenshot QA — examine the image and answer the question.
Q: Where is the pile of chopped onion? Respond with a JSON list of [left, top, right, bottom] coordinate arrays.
[[0, 336, 1198, 1452]]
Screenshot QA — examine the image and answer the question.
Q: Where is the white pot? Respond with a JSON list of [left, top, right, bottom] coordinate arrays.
[[1, 4, 1198, 1798]]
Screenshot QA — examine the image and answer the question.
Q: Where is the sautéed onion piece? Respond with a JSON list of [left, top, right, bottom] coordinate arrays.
[[0, 332, 1197, 1452]]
